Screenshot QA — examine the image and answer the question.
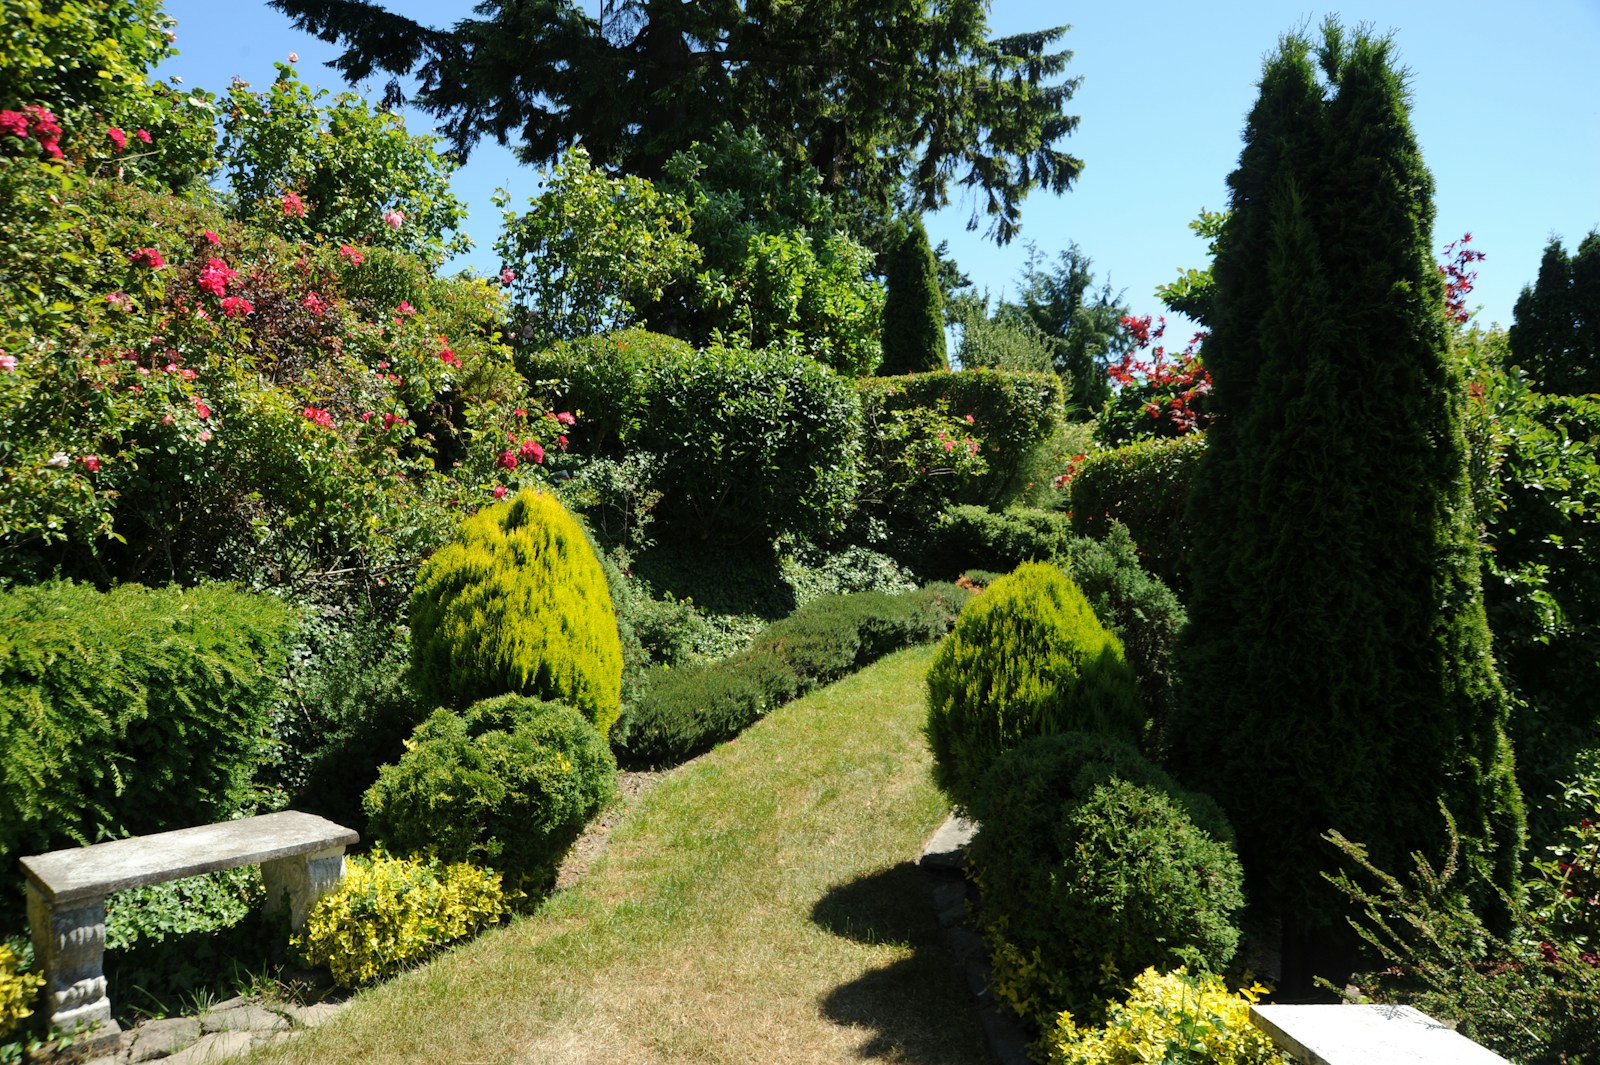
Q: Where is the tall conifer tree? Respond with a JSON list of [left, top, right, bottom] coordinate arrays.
[[880, 217, 949, 374], [1509, 230, 1600, 394], [1173, 22, 1523, 987]]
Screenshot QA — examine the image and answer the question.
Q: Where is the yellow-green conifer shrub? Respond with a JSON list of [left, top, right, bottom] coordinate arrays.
[[925, 561, 1143, 811], [1045, 967, 1286, 1065], [410, 490, 624, 736], [291, 850, 509, 988], [0, 943, 44, 1038]]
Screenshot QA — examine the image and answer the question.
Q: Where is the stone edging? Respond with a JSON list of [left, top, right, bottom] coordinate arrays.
[[918, 814, 1033, 1065]]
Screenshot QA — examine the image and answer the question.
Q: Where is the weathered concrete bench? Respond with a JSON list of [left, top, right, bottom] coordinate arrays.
[[21, 811, 358, 1043], [1251, 1003, 1514, 1064]]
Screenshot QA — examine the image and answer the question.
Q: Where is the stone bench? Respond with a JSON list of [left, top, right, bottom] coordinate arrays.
[[21, 810, 358, 1044], [1251, 1003, 1514, 1064]]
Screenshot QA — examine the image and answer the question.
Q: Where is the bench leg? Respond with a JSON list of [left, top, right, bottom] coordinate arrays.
[[261, 846, 347, 930], [26, 883, 120, 1045]]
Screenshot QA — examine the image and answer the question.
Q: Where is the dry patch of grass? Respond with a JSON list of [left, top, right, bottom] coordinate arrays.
[[249, 645, 988, 1065]]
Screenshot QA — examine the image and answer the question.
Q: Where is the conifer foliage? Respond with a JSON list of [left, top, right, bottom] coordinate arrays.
[[879, 216, 948, 375], [1174, 22, 1523, 946], [410, 490, 624, 737], [1509, 230, 1600, 395]]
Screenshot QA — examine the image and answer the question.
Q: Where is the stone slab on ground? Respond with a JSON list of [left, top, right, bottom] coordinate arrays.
[[160, 1030, 254, 1065], [1251, 1004, 1515, 1065], [199, 1003, 289, 1035], [128, 1017, 202, 1061], [283, 1001, 349, 1028], [919, 814, 977, 872]]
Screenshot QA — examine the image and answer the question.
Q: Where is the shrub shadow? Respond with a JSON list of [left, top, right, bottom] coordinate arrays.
[[811, 862, 989, 1064]]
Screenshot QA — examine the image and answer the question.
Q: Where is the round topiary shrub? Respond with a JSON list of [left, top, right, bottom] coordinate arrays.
[[969, 732, 1245, 1028], [410, 489, 624, 736], [363, 694, 619, 893], [925, 560, 1144, 811]]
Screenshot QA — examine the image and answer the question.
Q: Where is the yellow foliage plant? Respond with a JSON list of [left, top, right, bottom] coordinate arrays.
[[292, 850, 510, 988], [1045, 967, 1287, 1065], [0, 942, 44, 1038]]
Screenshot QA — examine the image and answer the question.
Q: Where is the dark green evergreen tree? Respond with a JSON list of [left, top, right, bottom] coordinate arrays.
[[1173, 22, 1523, 990], [268, 0, 1082, 244], [879, 217, 948, 374], [1509, 230, 1600, 394], [1002, 243, 1128, 417]]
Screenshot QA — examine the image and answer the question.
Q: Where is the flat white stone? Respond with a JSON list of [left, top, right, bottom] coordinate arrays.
[[20, 812, 358, 904], [161, 1030, 255, 1065], [1251, 1004, 1514, 1065]]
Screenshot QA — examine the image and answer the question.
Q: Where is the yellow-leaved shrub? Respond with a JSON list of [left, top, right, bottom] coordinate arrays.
[[1044, 967, 1286, 1065], [291, 850, 509, 988], [0, 942, 44, 1038], [410, 489, 624, 737]]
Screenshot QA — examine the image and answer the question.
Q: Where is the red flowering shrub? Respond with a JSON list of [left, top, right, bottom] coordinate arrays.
[[1096, 315, 1213, 447]]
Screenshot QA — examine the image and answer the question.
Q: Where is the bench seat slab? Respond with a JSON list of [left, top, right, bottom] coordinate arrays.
[[1251, 1004, 1514, 1065], [20, 811, 358, 905]]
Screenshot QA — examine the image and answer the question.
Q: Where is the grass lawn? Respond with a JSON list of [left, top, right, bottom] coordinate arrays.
[[249, 644, 991, 1064]]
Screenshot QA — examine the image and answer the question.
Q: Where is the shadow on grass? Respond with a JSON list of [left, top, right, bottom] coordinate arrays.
[[811, 862, 986, 1064]]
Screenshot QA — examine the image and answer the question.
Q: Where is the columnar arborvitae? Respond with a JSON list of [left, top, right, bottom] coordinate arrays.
[[1173, 22, 1523, 975], [1509, 230, 1600, 394], [879, 216, 948, 374]]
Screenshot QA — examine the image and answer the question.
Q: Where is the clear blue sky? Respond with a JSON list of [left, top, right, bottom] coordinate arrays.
[[154, 0, 1600, 333]]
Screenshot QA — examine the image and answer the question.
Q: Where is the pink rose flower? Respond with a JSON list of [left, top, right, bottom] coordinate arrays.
[[135, 128, 151, 144], [0, 353, 16, 372], [129, 247, 165, 269], [282, 191, 306, 218], [203, 230, 219, 244], [220, 296, 254, 317], [339, 244, 365, 265], [493, 485, 508, 499], [500, 268, 515, 284], [518, 439, 544, 464], [81, 455, 101, 472], [107, 127, 127, 152], [383, 209, 404, 230]]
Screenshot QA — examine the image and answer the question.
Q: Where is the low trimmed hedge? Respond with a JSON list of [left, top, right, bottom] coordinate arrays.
[[618, 583, 971, 767]]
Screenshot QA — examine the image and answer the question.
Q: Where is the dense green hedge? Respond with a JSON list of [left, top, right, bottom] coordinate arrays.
[[619, 583, 970, 767], [0, 581, 294, 870], [857, 369, 1065, 509], [932, 504, 1074, 575], [1069, 432, 1205, 596], [527, 331, 861, 544]]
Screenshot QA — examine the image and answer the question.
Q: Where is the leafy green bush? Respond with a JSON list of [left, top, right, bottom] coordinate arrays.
[[1068, 432, 1205, 597], [1066, 524, 1188, 748], [969, 732, 1244, 1027], [1043, 967, 1284, 1065], [410, 490, 624, 735], [853, 382, 989, 535], [631, 340, 862, 544], [925, 562, 1144, 812], [364, 695, 618, 894], [620, 583, 971, 767], [218, 62, 468, 265], [932, 504, 1073, 574], [856, 368, 1065, 508], [273, 608, 424, 832], [0, 581, 293, 877], [529, 333, 861, 545], [0, 942, 42, 1040], [292, 850, 509, 988]]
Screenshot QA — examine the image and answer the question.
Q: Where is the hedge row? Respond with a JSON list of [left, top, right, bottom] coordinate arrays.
[[1069, 432, 1205, 596], [527, 333, 1064, 543], [618, 583, 971, 767], [0, 581, 294, 873]]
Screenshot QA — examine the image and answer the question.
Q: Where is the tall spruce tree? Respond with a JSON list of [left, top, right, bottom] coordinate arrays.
[[879, 217, 948, 374], [1509, 230, 1600, 394], [1173, 22, 1523, 989]]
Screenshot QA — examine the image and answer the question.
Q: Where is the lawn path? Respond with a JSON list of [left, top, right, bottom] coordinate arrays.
[[249, 645, 991, 1065]]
